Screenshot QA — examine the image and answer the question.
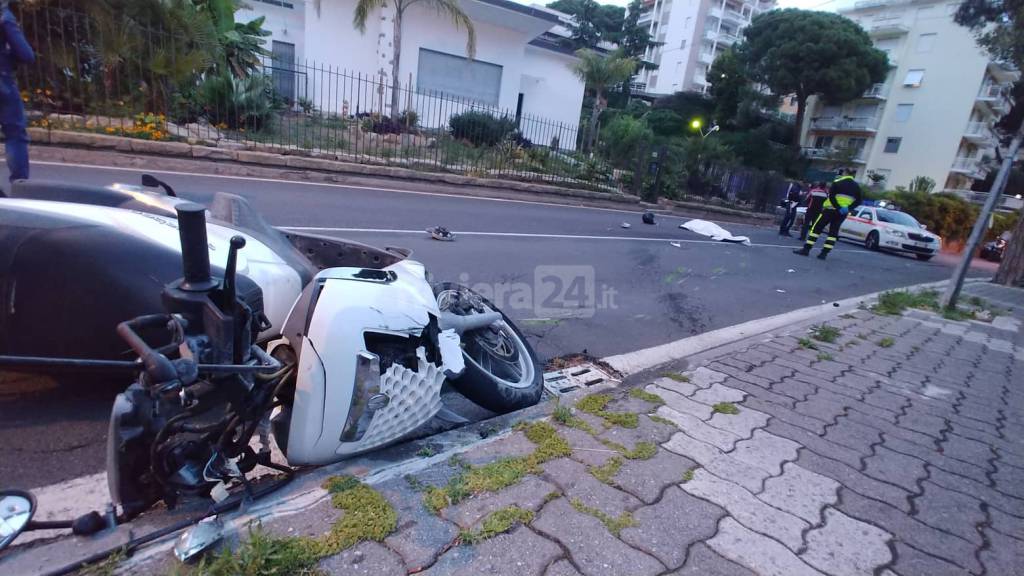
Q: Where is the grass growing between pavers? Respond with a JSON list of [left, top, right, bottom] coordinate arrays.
[[648, 414, 675, 427], [816, 352, 834, 362], [459, 506, 535, 544], [191, 476, 397, 576], [681, 467, 698, 483], [810, 324, 841, 343], [423, 421, 571, 515], [798, 337, 819, 350], [878, 337, 895, 348], [590, 457, 623, 485], [661, 372, 690, 383], [552, 403, 597, 434], [872, 289, 998, 322], [629, 388, 666, 405], [570, 498, 636, 536], [577, 393, 640, 429], [599, 439, 658, 460], [711, 402, 740, 415]]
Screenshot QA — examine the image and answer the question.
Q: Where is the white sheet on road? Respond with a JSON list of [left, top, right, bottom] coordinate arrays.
[[680, 219, 751, 245]]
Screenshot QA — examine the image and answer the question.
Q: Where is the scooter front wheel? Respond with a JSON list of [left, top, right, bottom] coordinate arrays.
[[434, 283, 543, 413]]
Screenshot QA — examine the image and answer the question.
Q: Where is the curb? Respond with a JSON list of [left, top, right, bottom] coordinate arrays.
[[605, 276, 992, 377]]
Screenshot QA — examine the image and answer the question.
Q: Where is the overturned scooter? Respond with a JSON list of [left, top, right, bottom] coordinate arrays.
[[0, 184, 542, 560]]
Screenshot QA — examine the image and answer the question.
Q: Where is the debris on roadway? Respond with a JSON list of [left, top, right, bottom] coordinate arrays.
[[427, 226, 455, 241]]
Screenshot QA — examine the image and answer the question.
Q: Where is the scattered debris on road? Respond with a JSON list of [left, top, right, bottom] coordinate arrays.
[[776, 289, 786, 293], [642, 211, 656, 225], [621, 222, 631, 229], [670, 242, 681, 248], [427, 226, 455, 241], [679, 219, 751, 245]]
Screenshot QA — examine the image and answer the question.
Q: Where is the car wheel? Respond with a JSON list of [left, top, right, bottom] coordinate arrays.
[[865, 231, 880, 251], [916, 254, 933, 261]]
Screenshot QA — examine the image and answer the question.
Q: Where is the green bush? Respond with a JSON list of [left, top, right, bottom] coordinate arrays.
[[449, 111, 516, 146], [987, 211, 1018, 242], [199, 73, 277, 130], [643, 109, 686, 137], [883, 191, 978, 246], [600, 116, 653, 168]]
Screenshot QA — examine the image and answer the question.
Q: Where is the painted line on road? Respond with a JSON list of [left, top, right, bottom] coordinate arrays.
[[604, 276, 992, 376], [31, 160, 705, 222], [283, 226, 808, 249]]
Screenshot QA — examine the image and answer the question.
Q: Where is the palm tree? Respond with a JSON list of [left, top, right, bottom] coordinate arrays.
[[353, 0, 476, 119], [572, 49, 637, 153]]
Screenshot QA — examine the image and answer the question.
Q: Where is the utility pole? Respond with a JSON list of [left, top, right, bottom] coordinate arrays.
[[941, 126, 1024, 309]]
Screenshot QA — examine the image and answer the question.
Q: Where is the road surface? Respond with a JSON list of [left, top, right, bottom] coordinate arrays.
[[0, 161, 995, 489]]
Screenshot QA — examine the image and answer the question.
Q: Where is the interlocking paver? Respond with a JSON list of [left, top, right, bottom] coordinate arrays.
[[795, 449, 912, 513], [654, 406, 741, 451], [980, 527, 1024, 575], [544, 559, 583, 576], [447, 475, 558, 529], [705, 517, 824, 576], [824, 414, 883, 455], [651, 376, 699, 396], [619, 486, 724, 570], [670, 543, 756, 576], [614, 448, 696, 504], [882, 434, 992, 486], [533, 498, 665, 576], [680, 468, 808, 552], [926, 464, 1024, 517], [706, 404, 769, 439], [992, 459, 1024, 499], [662, 431, 769, 493], [763, 419, 863, 469], [759, 461, 840, 523], [837, 488, 982, 573], [726, 377, 799, 408], [319, 541, 407, 576], [897, 409, 948, 439], [422, 526, 561, 576], [940, 433, 996, 470], [559, 425, 618, 467], [745, 397, 829, 434], [690, 383, 746, 406], [891, 542, 972, 576], [728, 429, 800, 476], [650, 385, 713, 420], [378, 477, 460, 572], [863, 445, 928, 493], [540, 458, 642, 518], [597, 413, 676, 452], [912, 481, 986, 545], [801, 508, 893, 575], [769, 377, 817, 403]]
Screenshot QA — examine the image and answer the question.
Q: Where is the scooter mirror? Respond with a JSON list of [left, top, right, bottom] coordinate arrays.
[[0, 490, 35, 551]]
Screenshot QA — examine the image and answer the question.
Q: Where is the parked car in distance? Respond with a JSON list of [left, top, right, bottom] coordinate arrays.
[[980, 231, 1011, 262], [839, 206, 941, 261]]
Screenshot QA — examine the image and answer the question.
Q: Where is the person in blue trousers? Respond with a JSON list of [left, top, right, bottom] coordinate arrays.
[[0, 2, 34, 183]]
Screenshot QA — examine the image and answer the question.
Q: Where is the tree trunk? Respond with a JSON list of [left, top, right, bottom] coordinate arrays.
[[792, 92, 807, 148], [390, 8, 402, 120], [587, 89, 604, 153], [995, 210, 1024, 286]]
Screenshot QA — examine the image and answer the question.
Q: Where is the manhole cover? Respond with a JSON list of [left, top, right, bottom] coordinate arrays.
[[543, 362, 621, 396]]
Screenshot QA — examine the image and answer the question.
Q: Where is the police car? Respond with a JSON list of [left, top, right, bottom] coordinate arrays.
[[839, 206, 942, 261]]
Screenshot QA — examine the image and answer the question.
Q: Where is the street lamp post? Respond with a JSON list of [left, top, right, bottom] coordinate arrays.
[[690, 118, 720, 139]]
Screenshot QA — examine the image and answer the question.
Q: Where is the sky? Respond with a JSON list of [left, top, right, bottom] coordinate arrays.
[[522, 0, 859, 12]]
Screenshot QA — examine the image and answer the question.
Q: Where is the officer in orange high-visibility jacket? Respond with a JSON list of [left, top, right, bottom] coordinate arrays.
[[794, 168, 862, 260]]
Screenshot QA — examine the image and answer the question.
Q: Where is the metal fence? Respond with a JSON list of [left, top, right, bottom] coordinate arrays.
[[16, 3, 602, 188]]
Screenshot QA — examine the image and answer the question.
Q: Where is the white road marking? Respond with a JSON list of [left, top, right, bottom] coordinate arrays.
[[283, 226, 812, 249], [31, 160, 703, 222]]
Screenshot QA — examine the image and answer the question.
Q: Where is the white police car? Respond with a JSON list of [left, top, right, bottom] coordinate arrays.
[[839, 206, 942, 261]]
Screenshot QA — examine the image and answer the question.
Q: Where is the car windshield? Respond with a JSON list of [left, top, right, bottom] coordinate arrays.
[[875, 209, 920, 228]]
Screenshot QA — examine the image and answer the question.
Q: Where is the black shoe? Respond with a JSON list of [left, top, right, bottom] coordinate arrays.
[[817, 251, 829, 260], [793, 247, 810, 256]]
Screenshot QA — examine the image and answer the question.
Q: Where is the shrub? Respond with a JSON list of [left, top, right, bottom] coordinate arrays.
[[449, 111, 516, 146], [397, 109, 418, 131], [360, 113, 402, 134], [600, 115, 653, 168], [883, 190, 977, 246], [199, 73, 277, 130], [643, 109, 686, 137]]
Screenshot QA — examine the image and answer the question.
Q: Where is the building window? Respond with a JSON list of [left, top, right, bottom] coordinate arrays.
[[894, 103, 913, 122], [680, 39, 687, 49], [916, 33, 937, 52], [884, 137, 902, 153], [847, 137, 867, 152], [814, 135, 834, 148], [903, 69, 925, 87], [417, 48, 503, 106]]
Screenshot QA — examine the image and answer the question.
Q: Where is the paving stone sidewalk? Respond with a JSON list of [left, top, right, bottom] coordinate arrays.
[[270, 284, 1024, 576]]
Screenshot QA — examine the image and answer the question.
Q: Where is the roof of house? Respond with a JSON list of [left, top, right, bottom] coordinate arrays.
[[475, 0, 562, 24]]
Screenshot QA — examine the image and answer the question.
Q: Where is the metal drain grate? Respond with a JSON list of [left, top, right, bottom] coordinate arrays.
[[542, 362, 621, 396]]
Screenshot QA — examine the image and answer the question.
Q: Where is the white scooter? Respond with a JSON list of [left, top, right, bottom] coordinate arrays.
[[0, 176, 542, 555]]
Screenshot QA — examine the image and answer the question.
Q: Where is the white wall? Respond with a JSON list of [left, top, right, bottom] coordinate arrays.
[[520, 46, 583, 148], [239, 0, 307, 64]]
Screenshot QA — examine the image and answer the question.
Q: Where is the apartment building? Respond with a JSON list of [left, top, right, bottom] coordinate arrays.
[[632, 0, 776, 94], [798, 0, 1018, 204]]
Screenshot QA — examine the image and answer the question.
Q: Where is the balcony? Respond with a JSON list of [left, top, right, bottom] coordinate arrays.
[[869, 22, 909, 37], [963, 121, 995, 145], [802, 147, 866, 163], [698, 50, 714, 64], [950, 156, 988, 179], [810, 116, 878, 132], [944, 189, 1024, 211], [976, 83, 1012, 114], [861, 83, 888, 99]]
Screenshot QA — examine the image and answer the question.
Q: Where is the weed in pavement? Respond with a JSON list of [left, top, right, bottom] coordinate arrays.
[[798, 337, 818, 350], [459, 506, 534, 544], [681, 467, 699, 483], [648, 414, 675, 427], [577, 393, 639, 429], [816, 352, 834, 362], [661, 372, 690, 383], [629, 388, 665, 405], [872, 290, 939, 315], [712, 402, 740, 415], [810, 324, 841, 343], [878, 337, 895, 348], [570, 498, 635, 536], [590, 457, 623, 485]]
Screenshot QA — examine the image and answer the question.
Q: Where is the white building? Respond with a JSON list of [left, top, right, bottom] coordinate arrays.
[[241, 0, 585, 141], [632, 0, 776, 94], [798, 0, 1019, 203]]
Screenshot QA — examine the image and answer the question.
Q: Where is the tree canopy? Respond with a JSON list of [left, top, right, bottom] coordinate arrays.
[[955, 0, 1023, 132], [737, 9, 889, 145], [547, 0, 625, 48]]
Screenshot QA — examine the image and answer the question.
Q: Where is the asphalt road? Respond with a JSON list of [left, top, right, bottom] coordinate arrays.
[[0, 161, 995, 490]]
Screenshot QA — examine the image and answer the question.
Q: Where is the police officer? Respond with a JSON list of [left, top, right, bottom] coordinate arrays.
[[799, 181, 829, 241], [0, 1, 34, 183], [794, 168, 862, 260]]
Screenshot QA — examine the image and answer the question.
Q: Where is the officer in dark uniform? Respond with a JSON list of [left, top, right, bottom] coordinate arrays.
[[794, 168, 862, 260], [799, 181, 828, 241], [0, 1, 34, 183]]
